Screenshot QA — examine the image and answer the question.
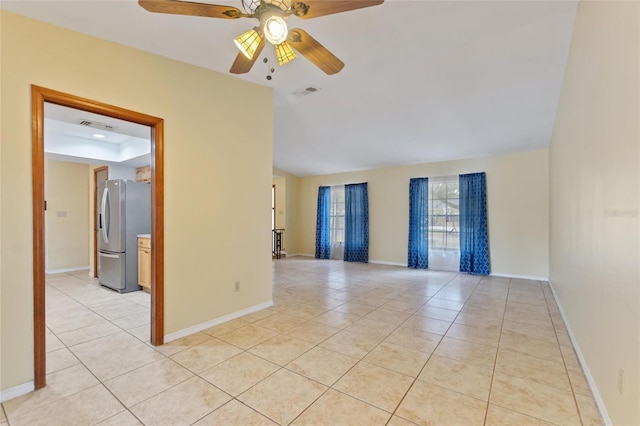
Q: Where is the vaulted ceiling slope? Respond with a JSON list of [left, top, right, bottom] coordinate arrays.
[[1, 0, 578, 176]]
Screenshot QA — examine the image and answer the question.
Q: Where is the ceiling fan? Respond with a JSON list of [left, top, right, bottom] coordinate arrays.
[[138, 0, 384, 76]]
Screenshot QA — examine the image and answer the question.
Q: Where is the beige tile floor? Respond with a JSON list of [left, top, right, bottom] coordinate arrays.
[[1, 258, 604, 425]]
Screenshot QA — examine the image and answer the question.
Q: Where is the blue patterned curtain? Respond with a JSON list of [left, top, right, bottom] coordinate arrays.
[[408, 177, 429, 269], [344, 183, 369, 263], [459, 172, 490, 275], [315, 186, 331, 259]]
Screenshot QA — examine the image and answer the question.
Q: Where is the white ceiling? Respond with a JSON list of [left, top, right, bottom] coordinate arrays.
[[44, 103, 152, 168], [2, 0, 578, 176]]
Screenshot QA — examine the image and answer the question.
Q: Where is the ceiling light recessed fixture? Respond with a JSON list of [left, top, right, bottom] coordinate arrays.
[[93, 133, 106, 138]]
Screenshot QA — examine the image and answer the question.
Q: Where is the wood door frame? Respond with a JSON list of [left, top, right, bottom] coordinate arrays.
[[92, 166, 109, 278], [32, 85, 165, 389]]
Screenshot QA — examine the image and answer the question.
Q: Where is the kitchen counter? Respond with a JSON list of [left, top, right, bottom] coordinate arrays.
[[137, 234, 151, 238]]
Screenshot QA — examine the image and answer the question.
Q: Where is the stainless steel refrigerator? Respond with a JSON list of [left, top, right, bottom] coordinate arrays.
[[97, 179, 151, 293]]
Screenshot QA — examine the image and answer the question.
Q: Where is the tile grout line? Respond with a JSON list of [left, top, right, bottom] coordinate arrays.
[[216, 272, 459, 425], [249, 284, 412, 425], [481, 276, 511, 425], [487, 279, 582, 425], [542, 281, 587, 426], [231, 294, 385, 425], [34, 262, 602, 426], [0, 402, 8, 426], [198, 303, 362, 425], [47, 274, 180, 425], [46, 272, 199, 425], [382, 272, 477, 425], [41, 276, 143, 419], [46, 273, 152, 347], [43, 331, 146, 424]]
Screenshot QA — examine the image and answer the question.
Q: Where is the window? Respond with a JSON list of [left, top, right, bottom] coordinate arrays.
[[409, 173, 488, 273], [329, 186, 345, 258], [428, 176, 459, 250], [315, 183, 369, 263], [428, 175, 460, 271], [330, 186, 345, 243]]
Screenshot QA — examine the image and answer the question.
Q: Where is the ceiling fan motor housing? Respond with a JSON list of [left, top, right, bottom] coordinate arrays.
[[243, 0, 291, 13]]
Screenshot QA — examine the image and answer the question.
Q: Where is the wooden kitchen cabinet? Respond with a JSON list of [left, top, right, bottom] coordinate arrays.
[[137, 237, 151, 290], [136, 166, 151, 183]]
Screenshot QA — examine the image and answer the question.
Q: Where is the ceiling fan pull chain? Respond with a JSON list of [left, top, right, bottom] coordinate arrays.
[[265, 45, 276, 80], [264, 56, 272, 80]]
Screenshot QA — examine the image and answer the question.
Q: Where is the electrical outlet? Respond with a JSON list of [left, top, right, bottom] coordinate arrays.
[[618, 368, 624, 394], [234, 281, 240, 292]]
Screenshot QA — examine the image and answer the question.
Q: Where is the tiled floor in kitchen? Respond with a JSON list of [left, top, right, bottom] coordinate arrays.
[[1, 257, 604, 425]]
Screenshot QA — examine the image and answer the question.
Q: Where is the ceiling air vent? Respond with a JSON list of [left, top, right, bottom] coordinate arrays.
[[291, 86, 321, 98], [77, 119, 118, 132]]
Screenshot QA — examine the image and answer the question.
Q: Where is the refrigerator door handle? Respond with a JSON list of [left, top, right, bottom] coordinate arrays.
[[99, 252, 120, 259], [101, 187, 109, 244]]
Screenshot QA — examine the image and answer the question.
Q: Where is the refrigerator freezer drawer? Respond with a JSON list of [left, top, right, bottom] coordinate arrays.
[[98, 252, 126, 291]]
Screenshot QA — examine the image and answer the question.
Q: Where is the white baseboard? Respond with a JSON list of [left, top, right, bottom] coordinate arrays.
[[285, 257, 549, 282], [164, 300, 274, 343], [1, 381, 34, 403], [45, 266, 90, 274], [547, 280, 612, 425], [491, 272, 549, 281], [369, 259, 406, 267]]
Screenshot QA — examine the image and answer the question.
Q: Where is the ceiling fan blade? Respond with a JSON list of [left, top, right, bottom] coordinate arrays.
[[138, 0, 246, 19], [287, 28, 344, 75], [229, 38, 266, 74], [293, 0, 383, 19]]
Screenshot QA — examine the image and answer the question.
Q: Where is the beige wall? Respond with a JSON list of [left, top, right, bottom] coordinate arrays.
[[549, 2, 639, 424], [273, 168, 301, 255], [44, 160, 90, 272], [0, 11, 273, 392], [297, 149, 549, 278]]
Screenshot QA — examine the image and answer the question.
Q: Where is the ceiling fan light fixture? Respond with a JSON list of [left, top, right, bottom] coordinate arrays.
[[137, 0, 385, 76], [275, 42, 296, 66], [234, 28, 262, 59], [263, 15, 288, 45]]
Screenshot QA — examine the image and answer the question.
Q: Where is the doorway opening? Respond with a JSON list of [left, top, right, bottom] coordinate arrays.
[[32, 85, 165, 389]]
